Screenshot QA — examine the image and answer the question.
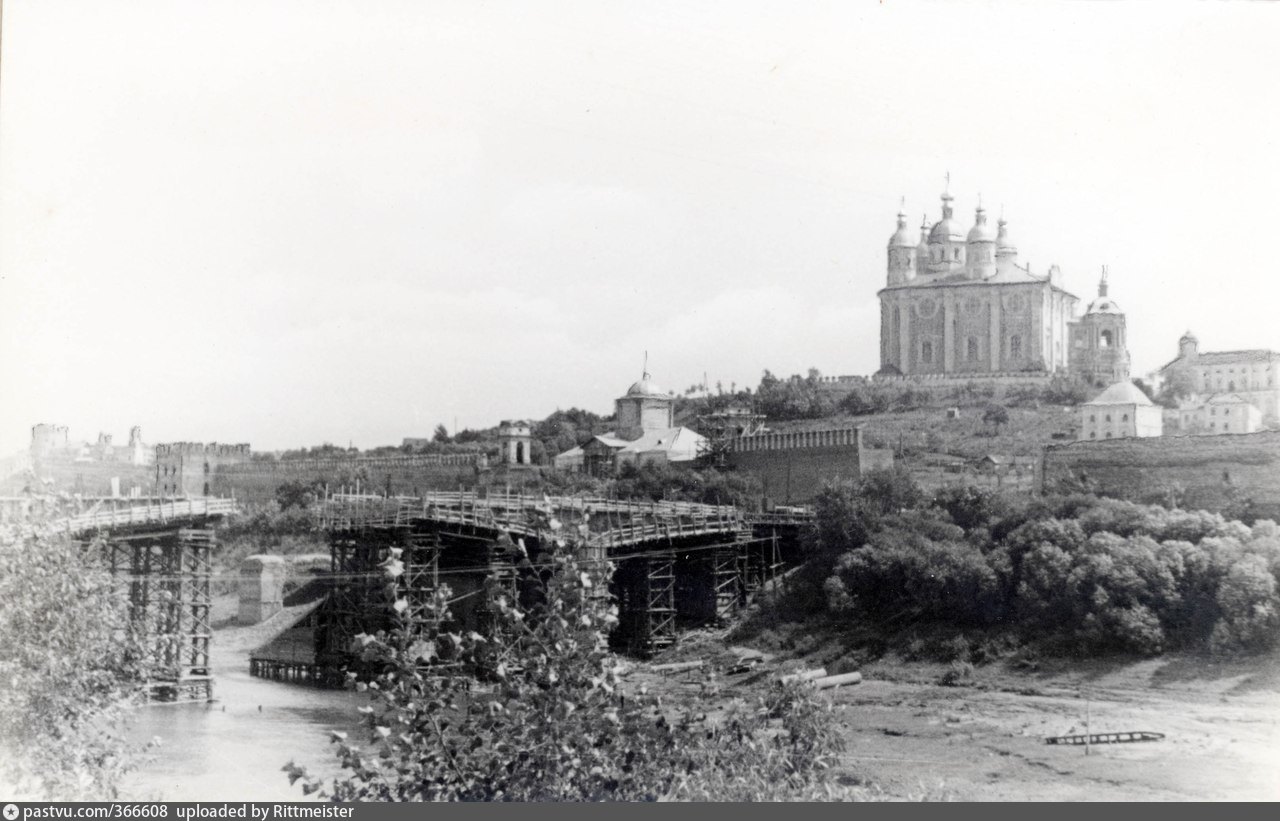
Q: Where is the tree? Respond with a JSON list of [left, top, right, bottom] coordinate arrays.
[[285, 532, 844, 800], [982, 403, 1010, 433], [433, 424, 452, 444], [0, 523, 145, 799]]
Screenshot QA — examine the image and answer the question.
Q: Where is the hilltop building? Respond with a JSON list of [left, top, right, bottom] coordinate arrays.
[[1068, 268, 1131, 387], [155, 442, 251, 496], [1157, 332, 1280, 424], [554, 373, 706, 476], [1079, 381, 1162, 441], [1177, 394, 1264, 435], [878, 190, 1081, 377]]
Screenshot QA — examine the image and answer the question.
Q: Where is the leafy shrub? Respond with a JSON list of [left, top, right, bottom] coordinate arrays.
[[286, 543, 844, 801], [0, 525, 144, 799]]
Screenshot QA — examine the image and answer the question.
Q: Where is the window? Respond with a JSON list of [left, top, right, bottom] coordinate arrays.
[[1229, 381, 1236, 391], [1224, 424, 1229, 431], [1089, 432, 1096, 439], [1100, 330, 1112, 348], [967, 337, 979, 361], [1105, 432, 1113, 439], [1122, 414, 1129, 421], [1105, 414, 1112, 422], [1010, 334, 1022, 358], [1090, 414, 1096, 422], [921, 340, 934, 363], [1225, 408, 1231, 415], [953, 248, 960, 261]]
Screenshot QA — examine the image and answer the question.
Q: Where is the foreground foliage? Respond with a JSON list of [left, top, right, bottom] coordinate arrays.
[[800, 472, 1280, 656], [286, 541, 843, 800], [0, 523, 142, 799]]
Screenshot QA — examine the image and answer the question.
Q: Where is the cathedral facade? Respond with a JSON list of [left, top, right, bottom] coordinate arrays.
[[878, 191, 1082, 377]]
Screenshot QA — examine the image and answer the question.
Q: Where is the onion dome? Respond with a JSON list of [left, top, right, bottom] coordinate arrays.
[[888, 210, 915, 248], [928, 191, 966, 243], [995, 217, 1017, 257], [967, 205, 996, 243]]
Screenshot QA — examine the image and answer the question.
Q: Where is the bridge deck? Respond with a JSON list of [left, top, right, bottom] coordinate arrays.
[[320, 491, 749, 550], [28, 498, 238, 536]]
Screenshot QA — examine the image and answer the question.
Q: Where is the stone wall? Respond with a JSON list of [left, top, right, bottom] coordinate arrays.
[[725, 427, 893, 507], [212, 453, 486, 503], [8, 455, 156, 496], [1042, 431, 1280, 520]]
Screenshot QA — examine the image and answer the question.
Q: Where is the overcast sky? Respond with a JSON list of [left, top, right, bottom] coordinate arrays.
[[3, 1, 1279, 454]]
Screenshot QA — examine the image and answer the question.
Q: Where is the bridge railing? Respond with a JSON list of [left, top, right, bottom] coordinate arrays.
[[319, 491, 746, 549], [15, 497, 239, 537]]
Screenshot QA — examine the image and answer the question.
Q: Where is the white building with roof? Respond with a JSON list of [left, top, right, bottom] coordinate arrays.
[[878, 188, 1080, 377], [1080, 381, 1163, 441], [1177, 394, 1263, 435], [557, 372, 707, 476], [1157, 332, 1280, 423]]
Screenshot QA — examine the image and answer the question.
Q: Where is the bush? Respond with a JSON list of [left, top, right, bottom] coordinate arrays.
[[286, 538, 844, 801], [0, 525, 144, 799]]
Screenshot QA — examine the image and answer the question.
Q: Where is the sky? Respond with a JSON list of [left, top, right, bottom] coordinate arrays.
[[3, 0, 1279, 454]]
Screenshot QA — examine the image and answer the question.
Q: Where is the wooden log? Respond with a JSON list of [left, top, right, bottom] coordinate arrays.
[[651, 660, 704, 673], [779, 667, 827, 685], [812, 672, 862, 690]]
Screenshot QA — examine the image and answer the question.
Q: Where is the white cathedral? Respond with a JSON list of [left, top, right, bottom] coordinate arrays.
[[877, 188, 1127, 386]]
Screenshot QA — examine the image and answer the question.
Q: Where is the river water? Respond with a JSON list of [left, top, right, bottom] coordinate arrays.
[[120, 658, 369, 801]]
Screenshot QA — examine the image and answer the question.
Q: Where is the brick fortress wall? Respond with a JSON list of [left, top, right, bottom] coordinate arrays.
[[212, 453, 487, 503], [725, 427, 894, 507]]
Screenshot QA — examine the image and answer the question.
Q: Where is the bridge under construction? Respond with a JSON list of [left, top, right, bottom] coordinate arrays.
[[265, 491, 805, 684], [16, 498, 237, 702]]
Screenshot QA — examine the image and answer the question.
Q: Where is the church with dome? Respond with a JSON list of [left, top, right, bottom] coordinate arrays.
[[553, 372, 707, 476], [878, 188, 1130, 386]]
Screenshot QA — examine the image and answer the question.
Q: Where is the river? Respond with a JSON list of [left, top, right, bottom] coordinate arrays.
[[120, 645, 369, 800]]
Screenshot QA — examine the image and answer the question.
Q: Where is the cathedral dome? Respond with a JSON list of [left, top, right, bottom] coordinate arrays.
[[967, 206, 996, 243], [928, 217, 966, 244], [888, 212, 915, 248], [996, 218, 1017, 255], [928, 191, 965, 243]]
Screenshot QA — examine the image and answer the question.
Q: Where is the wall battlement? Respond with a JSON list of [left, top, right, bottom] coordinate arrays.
[[728, 427, 864, 452], [155, 442, 251, 457]]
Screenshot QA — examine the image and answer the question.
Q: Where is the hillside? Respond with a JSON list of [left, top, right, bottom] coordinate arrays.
[[768, 404, 1078, 461]]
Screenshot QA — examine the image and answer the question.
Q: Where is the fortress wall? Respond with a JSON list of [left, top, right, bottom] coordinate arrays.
[[212, 454, 485, 503], [1042, 431, 1280, 520], [725, 428, 892, 507], [16, 457, 156, 496]]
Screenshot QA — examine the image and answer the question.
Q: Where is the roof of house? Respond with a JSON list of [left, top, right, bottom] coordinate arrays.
[[1159, 348, 1280, 373], [1085, 381, 1154, 406], [589, 427, 705, 455]]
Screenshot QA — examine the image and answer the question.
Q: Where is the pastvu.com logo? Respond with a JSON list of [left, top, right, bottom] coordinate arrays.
[[3, 803, 19, 820]]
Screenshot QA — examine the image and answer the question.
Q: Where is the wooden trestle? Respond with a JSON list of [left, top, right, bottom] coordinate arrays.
[[293, 491, 785, 681]]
